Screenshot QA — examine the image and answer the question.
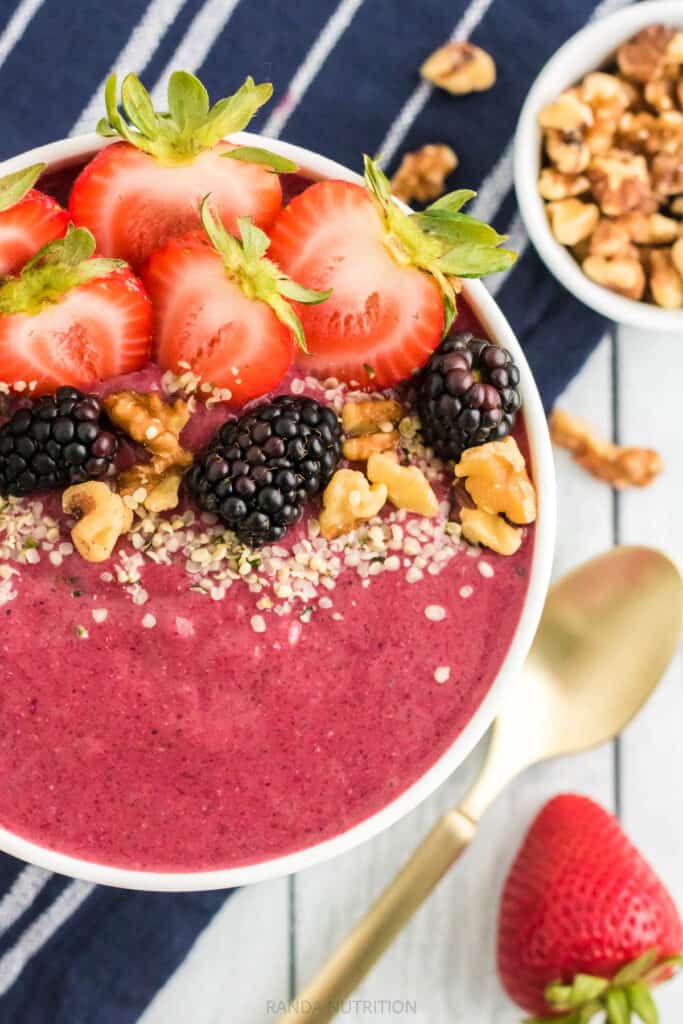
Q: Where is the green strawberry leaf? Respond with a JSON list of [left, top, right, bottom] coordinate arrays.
[[198, 198, 329, 353], [435, 243, 516, 278], [413, 209, 507, 248], [614, 951, 660, 987], [425, 188, 476, 213], [606, 988, 631, 1024], [223, 146, 298, 174], [97, 72, 273, 162], [0, 163, 46, 213], [627, 983, 659, 1024]]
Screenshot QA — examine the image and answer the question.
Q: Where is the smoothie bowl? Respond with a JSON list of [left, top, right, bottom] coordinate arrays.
[[0, 73, 554, 890]]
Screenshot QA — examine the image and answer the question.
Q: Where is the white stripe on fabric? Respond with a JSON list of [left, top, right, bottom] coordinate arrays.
[[0, 866, 51, 938], [71, 0, 188, 136], [149, 0, 243, 107], [377, 0, 497, 166], [262, 0, 366, 140], [0, 881, 94, 996], [0, 0, 44, 72], [486, 212, 527, 296]]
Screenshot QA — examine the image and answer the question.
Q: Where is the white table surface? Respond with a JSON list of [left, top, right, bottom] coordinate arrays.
[[140, 324, 683, 1024]]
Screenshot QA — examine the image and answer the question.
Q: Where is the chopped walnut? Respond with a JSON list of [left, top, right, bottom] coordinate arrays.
[[550, 409, 663, 489], [366, 451, 439, 517], [454, 437, 536, 526], [617, 25, 678, 82], [420, 41, 496, 95], [460, 508, 522, 556], [545, 128, 591, 174], [390, 144, 458, 205], [671, 196, 683, 216], [582, 254, 646, 300], [537, 168, 590, 201], [645, 77, 677, 112], [672, 237, 683, 277], [318, 469, 387, 540], [343, 431, 399, 462], [581, 72, 636, 114], [342, 399, 404, 436], [589, 217, 633, 258], [538, 91, 593, 132], [588, 149, 653, 216], [547, 198, 600, 245], [63, 481, 133, 562], [104, 391, 192, 512], [650, 248, 683, 308], [652, 149, 683, 197]]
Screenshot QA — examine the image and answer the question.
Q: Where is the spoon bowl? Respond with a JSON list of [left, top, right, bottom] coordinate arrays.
[[281, 546, 683, 1024]]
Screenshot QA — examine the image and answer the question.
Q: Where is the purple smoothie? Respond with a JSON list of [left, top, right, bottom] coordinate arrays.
[[0, 167, 535, 871]]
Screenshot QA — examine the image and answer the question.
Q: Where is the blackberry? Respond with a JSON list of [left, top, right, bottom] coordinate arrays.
[[0, 386, 118, 497], [417, 331, 521, 461], [187, 395, 342, 547]]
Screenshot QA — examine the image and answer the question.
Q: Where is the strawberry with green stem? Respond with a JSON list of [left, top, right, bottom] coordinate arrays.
[[70, 71, 294, 271], [0, 163, 69, 276], [268, 155, 515, 388], [497, 795, 683, 1023], [0, 225, 151, 394], [141, 198, 330, 404]]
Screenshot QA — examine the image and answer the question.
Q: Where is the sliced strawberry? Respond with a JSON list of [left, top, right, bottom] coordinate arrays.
[[69, 72, 287, 271], [268, 158, 517, 388], [142, 203, 328, 405], [268, 180, 445, 388], [0, 163, 69, 276], [0, 227, 151, 394]]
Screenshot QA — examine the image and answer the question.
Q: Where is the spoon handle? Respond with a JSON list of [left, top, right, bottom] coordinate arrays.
[[277, 808, 477, 1024]]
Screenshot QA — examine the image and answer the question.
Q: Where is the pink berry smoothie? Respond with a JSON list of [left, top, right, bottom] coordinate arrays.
[[0, 168, 535, 872]]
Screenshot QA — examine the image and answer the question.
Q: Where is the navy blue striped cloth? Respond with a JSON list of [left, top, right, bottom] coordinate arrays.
[[0, 0, 621, 1020]]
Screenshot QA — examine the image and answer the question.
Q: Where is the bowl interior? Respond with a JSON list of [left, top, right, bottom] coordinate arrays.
[[0, 133, 555, 890], [514, 0, 683, 333]]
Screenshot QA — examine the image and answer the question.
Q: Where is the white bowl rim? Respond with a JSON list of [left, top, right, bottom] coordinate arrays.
[[0, 131, 556, 890], [514, 0, 683, 333]]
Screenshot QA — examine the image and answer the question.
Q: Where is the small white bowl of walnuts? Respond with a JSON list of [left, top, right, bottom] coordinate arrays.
[[515, 1, 683, 331]]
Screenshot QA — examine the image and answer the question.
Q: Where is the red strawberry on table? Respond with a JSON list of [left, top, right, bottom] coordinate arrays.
[[142, 198, 330, 405], [0, 163, 69, 276], [268, 156, 515, 388], [497, 794, 683, 1022], [0, 225, 152, 394], [70, 72, 290, 271]]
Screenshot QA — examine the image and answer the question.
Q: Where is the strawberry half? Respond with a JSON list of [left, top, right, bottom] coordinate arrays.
[[268, 157, 515, 388], [0, 226, 152, 394], [0, 163, 69, 276], [70, 72, 291, 271], [497, 794, 683, 1022], [142, 199, 330, 405]]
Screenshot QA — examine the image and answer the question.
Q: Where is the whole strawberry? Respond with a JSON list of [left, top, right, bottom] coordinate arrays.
[[0, 163, 69, 276], [497, 795, 683, 1022]]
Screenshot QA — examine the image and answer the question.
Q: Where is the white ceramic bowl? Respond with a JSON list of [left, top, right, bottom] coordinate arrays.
[[515, 0, 683, 333], [0, 132, 555, 890]]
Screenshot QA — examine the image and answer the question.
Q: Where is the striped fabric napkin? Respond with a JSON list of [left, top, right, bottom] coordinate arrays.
[[0, 0, 625, 1019]]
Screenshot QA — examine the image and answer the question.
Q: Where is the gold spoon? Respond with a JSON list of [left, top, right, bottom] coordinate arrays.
[[279, 546, 683, 1024]]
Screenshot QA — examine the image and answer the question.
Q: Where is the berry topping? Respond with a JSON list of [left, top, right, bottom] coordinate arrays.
[[416, 331, 521, 460], [142, 201, 329, 404], [0, 226, 152, 395], [268, 157, 516, 388], [187, 395, 342, 546], [0, 386, 119, 496], [0, 163, 70, 276], [70, 72, 290, 270]]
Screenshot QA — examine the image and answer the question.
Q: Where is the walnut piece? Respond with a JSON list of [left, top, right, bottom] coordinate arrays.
[[650, 248, 683, 308], [318, 470, 387, 540], [454, 437, 536, 526], [582, 254, 646, 299], [104, 390, 192, 512], [538, 91, 593, 132], [672, 237, 683, 276], [545, 128, 591, 174], [589, 217, 632, 258], [342, 399, 404, 436], [390, 144, 458, 205], [617, 25, 678, 82], [63, 481, 133, 562], [550, 409, 663, 489], [366, 451, 439, 517], [537, 168, 590, 201], [343, 431, 399, 462], [421, 41, 496, 95], [547, 198, 600, 245], [459, 508, 522, 557], [651, 149, 683, 197], [588, 149, 653, 216]]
